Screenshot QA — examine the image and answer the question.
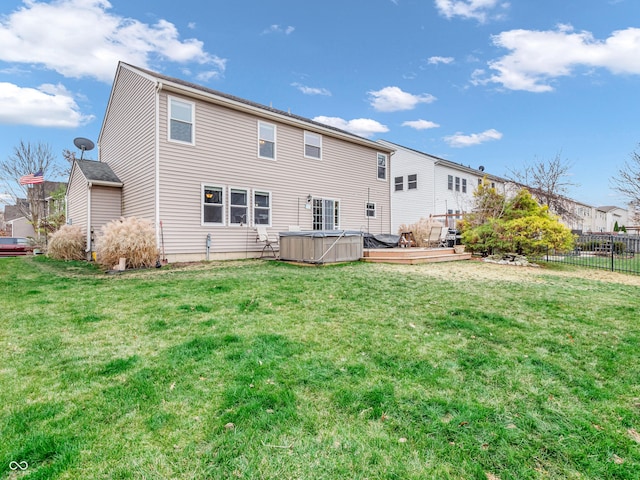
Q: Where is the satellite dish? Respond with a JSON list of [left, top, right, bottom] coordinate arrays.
[[479, 165, 485, 171], [73, 137, 95, 160]]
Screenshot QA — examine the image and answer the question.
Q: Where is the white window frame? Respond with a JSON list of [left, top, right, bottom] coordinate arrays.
[[366, 202, 377, 219], [304, 131, 322, 160], [377, 153, 387, 181], [312, 197, 340, 230], [202, 184, 225, 226], [455, 176, 461, 192], [229, 187, 250, 226], [448, 175, 453, 190], [462, 178, 467, 193], [408, 174, 417, 190], [258, 121, 276, 160], [168, 96, 195, 145], [253, 190, 272, 227], [394, 176, 403, 191]]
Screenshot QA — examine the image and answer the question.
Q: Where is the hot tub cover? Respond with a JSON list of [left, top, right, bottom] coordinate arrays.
[[278, 230, 363, 238]]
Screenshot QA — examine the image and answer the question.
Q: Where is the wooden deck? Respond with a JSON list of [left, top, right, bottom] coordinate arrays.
[[362, 247, 471, 264]]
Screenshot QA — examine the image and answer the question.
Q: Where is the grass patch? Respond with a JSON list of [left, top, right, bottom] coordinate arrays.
[[1, 256, 639, 478]]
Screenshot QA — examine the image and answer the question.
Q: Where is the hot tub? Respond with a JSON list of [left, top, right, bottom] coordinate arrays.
[[278, 230, 363, 264]]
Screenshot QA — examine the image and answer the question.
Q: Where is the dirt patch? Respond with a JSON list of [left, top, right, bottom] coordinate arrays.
[[368, 257, 640, 287]]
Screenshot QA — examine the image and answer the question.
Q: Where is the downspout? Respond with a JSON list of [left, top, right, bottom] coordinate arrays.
[[155, 82, 162, 255], [86, 183, 92, 253]]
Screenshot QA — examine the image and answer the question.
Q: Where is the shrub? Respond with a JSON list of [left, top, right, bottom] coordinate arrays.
[[47, 225, 86, 260], [96, 217, 158, 269]]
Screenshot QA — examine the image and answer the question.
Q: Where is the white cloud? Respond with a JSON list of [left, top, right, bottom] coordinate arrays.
[[434, 0, 509, 23], [444, 129, 502, 147], [480, 25, 640, 92], [427, 56, 455, 65], [402, 119, 440, 130], [262, 24, 295, 35], [0, 0, 225, 82], [0, 82, 94, 127], [368, 86, 436, 112], [291, 83, 331, 96], [313, 116, 389, 138]]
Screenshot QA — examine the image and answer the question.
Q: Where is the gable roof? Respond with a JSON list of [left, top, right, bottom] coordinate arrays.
[[3, 201, 28, 221], [106, 62, 394, 154], [378, 139, 506, 181], [74, 159, 123, 186]]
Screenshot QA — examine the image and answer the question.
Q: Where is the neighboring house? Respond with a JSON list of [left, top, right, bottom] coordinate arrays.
[[378, 140, 505, 232], [590, 205, 628, 233], [3, 201, 35, 238], [67, 62, 393, 262], [66, 159, 123, 254]]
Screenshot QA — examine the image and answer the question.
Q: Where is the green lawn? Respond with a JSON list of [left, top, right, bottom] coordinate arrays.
[[1, 256, 639, 479]]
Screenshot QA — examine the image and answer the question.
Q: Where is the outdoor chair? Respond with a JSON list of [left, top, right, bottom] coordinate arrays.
[[424, 225, 445, 248], [256, 226, 278, 259]]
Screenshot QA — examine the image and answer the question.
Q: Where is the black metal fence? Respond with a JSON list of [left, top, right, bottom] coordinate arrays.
[[531, 234, 640, 276]]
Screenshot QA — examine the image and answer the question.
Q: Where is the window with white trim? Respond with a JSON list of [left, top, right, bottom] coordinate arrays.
[[366, 202, 376, 218], [230, 188, 248, 225], [448, 175, 453, 190], [462, 178, 467, 193], [395, 176, 403, 191], [408, 174, 417, 190], [455, 176, 461, 192], [312, 198, 340, 230], [258, 122, 276, 159], [304, 131, 322, 159], [377, 153, 387, 180], [203, 185, 223, 224], [169, 97, 194, 144], [254, 191, 271, 226]]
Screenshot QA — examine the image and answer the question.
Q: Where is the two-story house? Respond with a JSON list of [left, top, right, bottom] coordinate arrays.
[[378, 140, 505, 233], [66, 62, 393, 261]]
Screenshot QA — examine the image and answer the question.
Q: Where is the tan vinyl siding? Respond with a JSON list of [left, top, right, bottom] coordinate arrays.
[[99, 66, 156, 222], [90, 186, 122, 232], [156, 92, 391, 256], [66, 165, 88, 234], [10, 217, 35, 238]]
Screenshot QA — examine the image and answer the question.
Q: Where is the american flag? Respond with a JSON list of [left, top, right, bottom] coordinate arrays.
[[19, 170, 44, 185]]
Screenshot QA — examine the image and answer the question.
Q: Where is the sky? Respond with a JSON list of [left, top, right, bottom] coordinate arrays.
[[1, 0, 640, 208]]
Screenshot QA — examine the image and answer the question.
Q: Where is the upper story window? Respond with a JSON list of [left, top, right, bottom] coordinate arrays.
[[258, 122, 276, 159], [448, 175, 453, 190], [408, 174, 417, 190], [462, 178, 467, 193], [304, 131, 322, 159], [230, 188, 249, 225], [169, 97, 194, 144], [395, 176, 403, 191], [455, 177, 461, 192], [377, 153, 387, 180], [203, 185, 224, 224], [254, 191, 271, 226]]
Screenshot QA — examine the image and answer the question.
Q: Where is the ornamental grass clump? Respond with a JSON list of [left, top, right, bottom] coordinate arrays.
[[47, 225, 86, 260], [398, 216, 445, 247], [96, 216, 158, 269]]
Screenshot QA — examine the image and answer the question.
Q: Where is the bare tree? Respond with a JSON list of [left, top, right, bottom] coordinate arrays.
[[611, 148, 640, 222], [0, 141, 62, 228], [507, 152, 579, 223]]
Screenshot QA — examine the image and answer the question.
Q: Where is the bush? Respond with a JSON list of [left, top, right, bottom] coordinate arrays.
[[47, 225, 86, 260], [96, 217, 158, 269]]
